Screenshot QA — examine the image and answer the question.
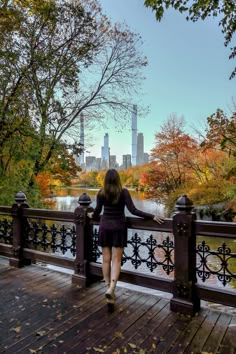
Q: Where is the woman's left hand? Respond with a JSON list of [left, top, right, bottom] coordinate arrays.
[[153, 215, 165, 224]]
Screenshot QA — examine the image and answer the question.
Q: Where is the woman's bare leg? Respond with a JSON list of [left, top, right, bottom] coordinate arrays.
[[110, 247, 124, 291], [102, 247, 112, 288]]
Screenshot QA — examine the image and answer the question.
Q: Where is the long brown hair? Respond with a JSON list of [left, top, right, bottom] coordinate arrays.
[[102, 169, 122, 204]]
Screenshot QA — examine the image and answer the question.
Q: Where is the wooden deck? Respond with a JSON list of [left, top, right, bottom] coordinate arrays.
[[0, 258, 236, 354]]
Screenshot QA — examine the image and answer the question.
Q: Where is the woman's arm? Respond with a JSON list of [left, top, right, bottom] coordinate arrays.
[[88, 191, 103, 220], [124, 189, 164, 224]]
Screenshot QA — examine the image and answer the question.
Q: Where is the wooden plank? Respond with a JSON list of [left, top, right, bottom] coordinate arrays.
[[151, 312, 192, 353], [168, 309, 209, 353], [128, 297, 172, 351], [185, 310, 220, 353], [0, 282, 103, 353], [219, 315, 236, 354], [9, 287, 125, 353], [197, 285, 236, 309], [202, 312, 232, 353], [138, 311, 180, 352], [104, 297, 170, 353], [0, 272, 71, 321], [57, 289, 146, 353], [0, 263, 236, 354], [195, 220, 236, 238], [23, 249, 75, 270]]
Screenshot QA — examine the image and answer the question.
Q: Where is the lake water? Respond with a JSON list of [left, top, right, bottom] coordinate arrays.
[[52, 188, 165, 216]]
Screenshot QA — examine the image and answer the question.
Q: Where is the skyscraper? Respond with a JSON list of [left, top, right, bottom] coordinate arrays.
[[101, 133, 109, 169], [122, 154, 132, 170], [131, 105, 137, 166], [137, 132, 144, 166]]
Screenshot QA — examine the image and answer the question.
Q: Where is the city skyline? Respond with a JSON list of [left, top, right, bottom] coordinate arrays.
[[84, 0, 235, 165], [83, 106, 149, 169], [84, 129, 149, 171]]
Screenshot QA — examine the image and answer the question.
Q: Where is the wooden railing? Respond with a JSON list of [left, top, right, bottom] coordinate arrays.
[[0, 191, 235, 316]]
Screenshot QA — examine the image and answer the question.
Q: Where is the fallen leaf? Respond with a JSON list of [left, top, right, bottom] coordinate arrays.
[[114, 331, 124, 338], [139, 350, 146, 354], [128, 343, 137, 349], [36, 330, 46, 337], [29, 349, 37, 353], [12, 326, 21, 333], [93, 347, 105, 353]]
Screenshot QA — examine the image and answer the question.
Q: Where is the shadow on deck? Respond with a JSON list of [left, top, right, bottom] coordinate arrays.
[[0, 257, 236, 354]]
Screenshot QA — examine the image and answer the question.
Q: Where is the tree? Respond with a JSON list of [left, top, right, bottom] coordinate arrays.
[[144, 0, 236, 79], [201, 108, 236, 156], [148, 114, 198, 200], [0, 0, 147, 192]]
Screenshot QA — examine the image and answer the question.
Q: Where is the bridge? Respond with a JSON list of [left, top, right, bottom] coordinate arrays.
[[0, 191, 236, 353]]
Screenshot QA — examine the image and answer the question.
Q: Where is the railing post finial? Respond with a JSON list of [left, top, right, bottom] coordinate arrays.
[[175, 195, 194, 213], [15, 191, 27, 205]]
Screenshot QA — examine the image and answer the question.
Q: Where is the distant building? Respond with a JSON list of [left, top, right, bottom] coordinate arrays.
[[85, 156, 96, 171], [136, 132, 144, 165], [101, 133, 109, 169], [143, 153, 149, 164], [131, 105, 137, 166], [110, 155, 118, 169], [122, 154, 132, 170], [96, 158, 102, 171]]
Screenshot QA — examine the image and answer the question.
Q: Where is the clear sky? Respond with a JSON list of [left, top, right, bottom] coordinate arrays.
[[85, 0, 235, 165]]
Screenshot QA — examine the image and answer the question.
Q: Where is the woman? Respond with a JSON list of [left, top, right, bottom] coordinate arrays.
[[88, 169, 164, 306]]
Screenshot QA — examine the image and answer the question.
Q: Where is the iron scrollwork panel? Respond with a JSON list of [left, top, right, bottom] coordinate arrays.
[[0, 218, 13, 244], [90, 227, 175, 276], [196, 240, 236, 286], [122, 232, 175, 275], [24, 220, 76, 257], [90, 227, 102, 262]]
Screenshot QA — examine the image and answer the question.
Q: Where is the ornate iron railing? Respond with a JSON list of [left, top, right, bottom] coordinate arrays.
[[24, 221, 77, 257], [0, 217, 13, 244], [196, 240, 236, 287], [90, 226, 175, 276]]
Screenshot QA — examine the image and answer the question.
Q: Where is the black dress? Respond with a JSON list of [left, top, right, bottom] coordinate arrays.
[[92, 188, 154, 247]]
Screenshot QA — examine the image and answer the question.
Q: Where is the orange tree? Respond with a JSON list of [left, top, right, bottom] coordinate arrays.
[[146, 114, 198, 202]]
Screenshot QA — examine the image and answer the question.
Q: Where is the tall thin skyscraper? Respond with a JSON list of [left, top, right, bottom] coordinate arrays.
[[101, 133, 109, 169], [137, 132, 144, 165], [131, 105, 137, 166]]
